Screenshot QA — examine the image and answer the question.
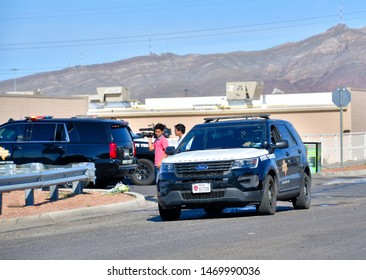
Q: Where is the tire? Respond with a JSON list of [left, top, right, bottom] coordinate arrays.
[[130, 158, 155, 185], [257, 175, 277, 215], [292, 173, 311, 209], [158, 204, 181, 221]]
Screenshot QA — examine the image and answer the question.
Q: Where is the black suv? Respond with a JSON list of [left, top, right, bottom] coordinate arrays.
[[0, 117, 137, 187], [157, 114, 311, 221]]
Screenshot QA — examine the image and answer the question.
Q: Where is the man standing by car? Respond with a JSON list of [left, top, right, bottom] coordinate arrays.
[[174, 123, 186, 146], [148, 123, 169, 178]]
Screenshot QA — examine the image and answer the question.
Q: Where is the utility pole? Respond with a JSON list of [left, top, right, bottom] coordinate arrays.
[[10, 68, 18, 92], [184, 89, 189, 97]]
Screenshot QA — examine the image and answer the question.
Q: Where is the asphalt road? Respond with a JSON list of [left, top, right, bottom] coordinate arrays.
[[0, 176, 365, 260]]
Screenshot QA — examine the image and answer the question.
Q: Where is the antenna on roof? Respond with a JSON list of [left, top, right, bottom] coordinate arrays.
[[149, 35, 152, 55], [339, 1, 344, 24]]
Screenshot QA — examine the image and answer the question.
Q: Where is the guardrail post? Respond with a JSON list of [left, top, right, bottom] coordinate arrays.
[[50, 185, 59, 201], [25, 189, 35, 206], [72, 181, 83, 195]]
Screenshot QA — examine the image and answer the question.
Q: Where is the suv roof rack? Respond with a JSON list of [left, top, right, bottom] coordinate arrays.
[[204, 114, 270, 123]]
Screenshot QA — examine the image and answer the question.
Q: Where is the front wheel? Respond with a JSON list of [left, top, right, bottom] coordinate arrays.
[[158, 204, 181, 221], [292, 173, 311, 209], [257, 175, 277, 215], [130, 158, 155, 185]]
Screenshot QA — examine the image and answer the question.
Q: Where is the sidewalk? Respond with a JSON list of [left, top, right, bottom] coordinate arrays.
[[313, 159, 366, 177]]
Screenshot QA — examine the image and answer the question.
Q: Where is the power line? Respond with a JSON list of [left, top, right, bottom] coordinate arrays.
[[0, 0, 242, 21], [1, 10, 365, 52], [0, 13, 352, 51]]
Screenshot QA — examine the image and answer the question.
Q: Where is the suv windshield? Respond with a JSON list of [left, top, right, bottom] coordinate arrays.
[[177, 124, 266, 152], [0, 124, 27, 142]]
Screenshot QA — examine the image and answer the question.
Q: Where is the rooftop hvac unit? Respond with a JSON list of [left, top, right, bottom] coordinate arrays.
[[96, 86, 130, 102], [226, 81, 264, 101]]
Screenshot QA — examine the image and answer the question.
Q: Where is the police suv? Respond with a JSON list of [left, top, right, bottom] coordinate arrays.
[[0, 116, 137, 187], [157, 114, 311, 221]]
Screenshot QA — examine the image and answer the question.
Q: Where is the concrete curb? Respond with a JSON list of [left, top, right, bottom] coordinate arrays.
[[312, 169, 366, 178], [0, 192, 147, 233]]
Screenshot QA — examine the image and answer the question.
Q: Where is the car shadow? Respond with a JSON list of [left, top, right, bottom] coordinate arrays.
[[147, 205, 294, 222]]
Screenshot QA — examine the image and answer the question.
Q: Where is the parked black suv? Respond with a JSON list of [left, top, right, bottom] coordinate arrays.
[[0, 116, 137, 187], [157, 114, 311, 221]]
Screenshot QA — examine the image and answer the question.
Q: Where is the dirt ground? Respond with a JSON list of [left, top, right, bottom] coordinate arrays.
[[0, 189, 133, 220]]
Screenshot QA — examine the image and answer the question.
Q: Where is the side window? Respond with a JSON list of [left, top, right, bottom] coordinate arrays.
[[66, 122, 79, 142], [55, 124, 68, 141], [30, 124, 57, 141], [0, 124, 27, 142], [276, 124, 297, 147], [67, 122, 108, 143], [270, 125, 281, 144]]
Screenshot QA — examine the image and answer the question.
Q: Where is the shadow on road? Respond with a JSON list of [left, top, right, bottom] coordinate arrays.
[[147, 205, 294, 222]]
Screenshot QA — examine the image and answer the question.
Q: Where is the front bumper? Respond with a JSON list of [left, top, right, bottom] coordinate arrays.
[[157, 174, 263, 209]]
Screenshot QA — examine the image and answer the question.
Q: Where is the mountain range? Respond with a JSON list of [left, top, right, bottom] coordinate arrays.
[[0, 24, 365, 101]]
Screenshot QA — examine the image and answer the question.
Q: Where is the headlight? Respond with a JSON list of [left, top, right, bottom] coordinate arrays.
[[160, 163, 175, 173], [232, 158, 258, 169]]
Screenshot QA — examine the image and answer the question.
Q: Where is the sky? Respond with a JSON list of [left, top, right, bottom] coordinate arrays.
[[1, 0, 366, 82]]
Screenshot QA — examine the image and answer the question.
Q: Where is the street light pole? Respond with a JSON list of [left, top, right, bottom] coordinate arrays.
[[339, 88, 344, 168]]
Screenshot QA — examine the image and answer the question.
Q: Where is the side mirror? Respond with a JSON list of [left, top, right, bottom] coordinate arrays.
[[165, 146, 175, 155], [273, 140, 289, 149], [261, 140, 270, 149]]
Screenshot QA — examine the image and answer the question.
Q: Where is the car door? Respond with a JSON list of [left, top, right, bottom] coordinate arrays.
[[273, 123, 302, 196], [23, 123, 66, 164]]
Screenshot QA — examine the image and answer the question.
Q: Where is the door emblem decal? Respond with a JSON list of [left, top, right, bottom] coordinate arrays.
[[0, 146, 10, 160]]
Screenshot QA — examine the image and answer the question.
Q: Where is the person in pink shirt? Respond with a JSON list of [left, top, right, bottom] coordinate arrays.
[[148, 123, 169, 179]]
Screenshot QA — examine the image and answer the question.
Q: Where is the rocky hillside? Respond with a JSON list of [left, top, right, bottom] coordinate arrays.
[[0, 24, 365, 101]]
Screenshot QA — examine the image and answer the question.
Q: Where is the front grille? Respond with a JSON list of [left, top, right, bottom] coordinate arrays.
[[175, 161, 233, 178], [182, 190, 225, 200]]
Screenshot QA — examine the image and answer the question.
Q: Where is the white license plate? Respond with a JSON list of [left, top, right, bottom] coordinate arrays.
[[192, 183, 211, 193]]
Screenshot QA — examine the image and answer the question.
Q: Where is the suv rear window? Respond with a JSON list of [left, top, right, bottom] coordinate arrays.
[[111, 125, 132, 142]]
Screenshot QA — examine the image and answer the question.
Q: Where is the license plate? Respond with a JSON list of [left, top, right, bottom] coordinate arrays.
[[192, 183, 211, 193]]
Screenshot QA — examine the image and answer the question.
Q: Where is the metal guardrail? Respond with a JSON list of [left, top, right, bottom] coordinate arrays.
[[0, 162, 95, 215]]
